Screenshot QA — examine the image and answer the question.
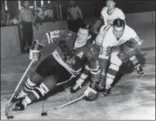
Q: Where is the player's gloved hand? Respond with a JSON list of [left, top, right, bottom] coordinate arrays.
[[70, 78, 84, 93], [84, 86, 98, 101], [118, 52, 129, 63], [29, 40, 44, 61], [29, 49, 40, 61]]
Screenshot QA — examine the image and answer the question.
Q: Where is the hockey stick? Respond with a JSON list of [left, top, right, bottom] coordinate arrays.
[[41, 76, 75, 116], [41, 94, 85, 116], [5, 60, 35, 119], [53, 94, 85, 111]]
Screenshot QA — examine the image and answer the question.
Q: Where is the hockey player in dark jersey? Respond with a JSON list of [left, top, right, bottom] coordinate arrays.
[[12, 24, 101, 111]]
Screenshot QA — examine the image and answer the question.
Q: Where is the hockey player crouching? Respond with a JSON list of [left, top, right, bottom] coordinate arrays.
[[12, 24, 101, 111], [92, 0, 144, 76], [96, 18, 144, 95]]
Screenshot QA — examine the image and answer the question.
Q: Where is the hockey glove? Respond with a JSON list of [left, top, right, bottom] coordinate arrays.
[[84, 86, 98, 101], [29, 40, 44, 61], [70, 78, 84, 93]]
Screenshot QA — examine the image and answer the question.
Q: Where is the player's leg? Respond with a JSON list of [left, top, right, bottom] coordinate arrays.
[[13, 55, 72, 111], [103, 50, 122, 96], [13, 76, 56, 111], [16, 55, 57, 99], [15, 72, 44, 100]]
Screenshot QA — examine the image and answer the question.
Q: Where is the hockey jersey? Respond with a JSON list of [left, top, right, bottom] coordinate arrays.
[[101, 7, 125, 26], [96, 24, 143, 64], [39, 30, 101, 81]]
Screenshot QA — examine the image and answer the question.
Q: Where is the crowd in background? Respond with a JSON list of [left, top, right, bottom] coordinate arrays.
[[0, 0, 83, 31], [0, 0, 84, 53], [0, 1, 55, 26]]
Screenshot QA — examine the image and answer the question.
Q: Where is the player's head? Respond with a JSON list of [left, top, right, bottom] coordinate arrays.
[[77, 24, 92, 42], [106, 0, 116, 9], [113, 18, 125, 32], [23, 1, 30, 8], [69, 0, 76, 6]]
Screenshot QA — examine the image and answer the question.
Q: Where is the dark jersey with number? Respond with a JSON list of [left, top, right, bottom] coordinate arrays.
[[40, 30, 100, 81]]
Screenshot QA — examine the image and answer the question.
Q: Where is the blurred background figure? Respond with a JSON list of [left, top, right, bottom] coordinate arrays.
[[9, 15, 19, 25], [67, 0, 83, 32], [18, 1, 34, 53], [34, 3, 54, 25], [44, 4, 54, 22], [34, 4, 46, 24]]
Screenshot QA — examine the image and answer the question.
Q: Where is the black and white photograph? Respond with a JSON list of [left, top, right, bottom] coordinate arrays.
[[1, 0, 155, 120]]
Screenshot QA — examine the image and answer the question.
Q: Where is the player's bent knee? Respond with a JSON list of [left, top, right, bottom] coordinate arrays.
[[30, 72, 44, 84], [27, 76, 56, 102], [43, 76, 56, 90]]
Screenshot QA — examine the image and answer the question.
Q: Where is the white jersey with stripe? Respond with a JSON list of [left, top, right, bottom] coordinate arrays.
[[98, 25, 142, 59], [102, 25, 141, 48], [101, 7, 125, 25], [95, 24, 112, 46]]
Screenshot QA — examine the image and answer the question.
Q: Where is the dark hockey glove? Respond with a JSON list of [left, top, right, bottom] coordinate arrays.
[[118, 52, 129, 63]]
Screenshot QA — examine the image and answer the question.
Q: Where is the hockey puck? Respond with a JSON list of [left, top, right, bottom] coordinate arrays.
[[41, 112, 47, 116], [7, 115, 14, 119]]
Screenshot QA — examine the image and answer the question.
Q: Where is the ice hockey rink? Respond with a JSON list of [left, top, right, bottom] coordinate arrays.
[[1, 12, 155, 120]]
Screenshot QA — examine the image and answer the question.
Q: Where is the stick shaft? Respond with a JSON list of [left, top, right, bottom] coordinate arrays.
[[54, 95, 85, 110], [8, 60, 34, 103]]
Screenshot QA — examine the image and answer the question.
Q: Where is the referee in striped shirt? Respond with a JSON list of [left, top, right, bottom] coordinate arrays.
[[67, 0, 83, 32], [19, 1, 34, 53]]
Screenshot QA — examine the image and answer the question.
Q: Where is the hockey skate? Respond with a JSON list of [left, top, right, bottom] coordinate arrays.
[[135, 63, 144, 76], [102, 88, 111, 96], [12, 98, 28, 111]]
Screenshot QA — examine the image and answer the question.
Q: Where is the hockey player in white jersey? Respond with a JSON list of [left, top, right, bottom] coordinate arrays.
[[92, 0, 125, 35], [96, 18, 144, 95], [101, 0, 125, 26], [92, 0, 144, 77]]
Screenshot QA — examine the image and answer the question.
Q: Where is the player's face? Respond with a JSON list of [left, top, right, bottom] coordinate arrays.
[[77, 28, 90, 42], [24, 1, 29, 8], [106, 1, 115, 9], [113, 26, 124, 38]]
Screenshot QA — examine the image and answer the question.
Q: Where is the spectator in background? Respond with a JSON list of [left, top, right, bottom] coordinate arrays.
[[44, 4, 54, 22], [18, 1, 35, 53], [67, 0, 83, 32], [34, 4, 46, 24]]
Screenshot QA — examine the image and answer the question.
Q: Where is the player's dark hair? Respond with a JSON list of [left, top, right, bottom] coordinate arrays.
[[80, 24, 92, 35], [113, 18, 125, 28]]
